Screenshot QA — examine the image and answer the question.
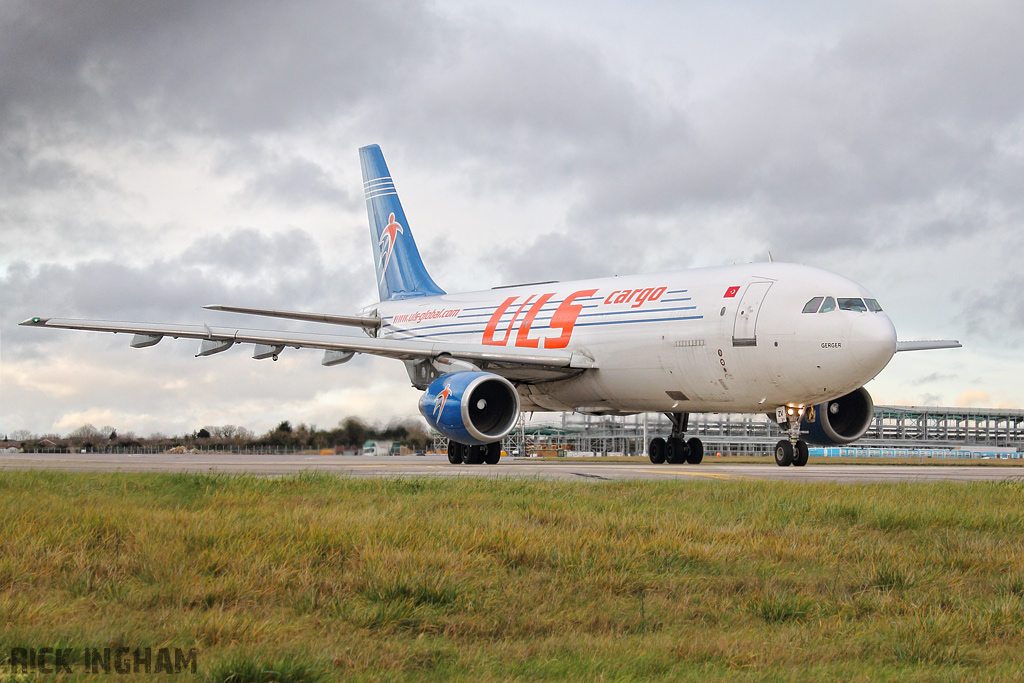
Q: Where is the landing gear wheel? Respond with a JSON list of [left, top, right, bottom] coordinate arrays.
[[793, 440, 809, 467], [648, 437, 666, 464], [686, 437, 704, 464], [466, 445, 487, 465], [666, 436, 689, 464], [484, 442, 501, 465], [447, 442, 464, 465], [774, 440, 794, 467]]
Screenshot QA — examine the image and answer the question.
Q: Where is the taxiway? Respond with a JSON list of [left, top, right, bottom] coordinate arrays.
[[3, 453, 1023, 483]]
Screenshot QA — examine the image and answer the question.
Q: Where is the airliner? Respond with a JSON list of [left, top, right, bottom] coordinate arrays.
[[22, 145, 960, 467]]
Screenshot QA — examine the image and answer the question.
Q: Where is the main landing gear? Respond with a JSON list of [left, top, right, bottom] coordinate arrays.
[[648, 412, 704, 465], [774, 407, 809, 467], [447, 441, 501, 465]]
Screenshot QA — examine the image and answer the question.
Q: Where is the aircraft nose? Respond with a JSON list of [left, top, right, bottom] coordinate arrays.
[[850, 313, 897, 373]]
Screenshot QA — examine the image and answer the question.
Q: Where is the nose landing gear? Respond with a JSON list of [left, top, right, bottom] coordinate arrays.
[[648, 412, 704, 465], [774, 406, 809, 467]]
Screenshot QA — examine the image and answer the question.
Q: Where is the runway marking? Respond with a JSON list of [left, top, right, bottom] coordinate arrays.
[[633, 468, 735, 479]]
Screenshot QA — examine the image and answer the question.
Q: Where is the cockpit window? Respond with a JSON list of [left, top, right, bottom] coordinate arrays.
[[802, 296, 824, 314], [819, 296, 836, 313], [838, 297, 868, 312], [865, 298, 883, 312]]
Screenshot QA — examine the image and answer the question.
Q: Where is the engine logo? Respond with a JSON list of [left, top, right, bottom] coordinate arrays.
[[433, 382, 453, 419]]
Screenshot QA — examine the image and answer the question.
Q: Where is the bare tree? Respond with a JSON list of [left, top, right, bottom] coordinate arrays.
[[69, 424, 103, 440]]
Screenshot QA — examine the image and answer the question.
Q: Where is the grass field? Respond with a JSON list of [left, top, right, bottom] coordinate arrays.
[[2, 471, 1024, 681]]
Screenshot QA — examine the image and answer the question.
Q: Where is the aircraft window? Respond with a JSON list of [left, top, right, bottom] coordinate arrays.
[[802, 297, 824, 314], [865, 298, 883, 312], [819, 297, 836, 313], [838, 298, 868, 312]]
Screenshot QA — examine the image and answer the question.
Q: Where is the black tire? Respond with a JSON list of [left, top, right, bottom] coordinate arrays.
[[686, 437, 704, 464], [666, 436, 687, 464], [648, 437, 666, 464], [464, 445, 484, 465], [774, 440, 794, 467], [484, 442, 501, 465], [793, 440, 809, 467], [447, 442, 463, 464]]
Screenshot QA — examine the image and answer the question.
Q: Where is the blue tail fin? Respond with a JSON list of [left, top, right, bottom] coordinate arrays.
[[359, 144, 445, 301]]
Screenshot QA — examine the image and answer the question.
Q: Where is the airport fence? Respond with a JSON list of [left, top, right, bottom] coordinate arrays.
[[811, 446, 1022, 460], [10, 446, 347, 455]]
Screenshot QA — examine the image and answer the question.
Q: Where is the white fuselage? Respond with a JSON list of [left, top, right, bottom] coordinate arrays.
[[371, 262, 898, 415]]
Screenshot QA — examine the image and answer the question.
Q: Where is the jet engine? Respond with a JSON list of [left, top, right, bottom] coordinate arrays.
[[419, 372, 521, 446], [800, 387, 874, 445]]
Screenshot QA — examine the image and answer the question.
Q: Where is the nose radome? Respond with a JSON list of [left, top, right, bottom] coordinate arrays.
[[850, 313, 897, 373]]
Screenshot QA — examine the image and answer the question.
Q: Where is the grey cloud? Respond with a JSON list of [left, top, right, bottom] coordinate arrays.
[[8, 0, 1024, 254], [960, 273, 1024, 349], [473, 3, 1024, 295], [370, 14, 689, 191], [913, 372, 958, 386], [908, 213, 977, 243], [350, 0, 1024, 282], [494, 226, 653, 284], [181, 227, 319, 274], [0, 0, 438, 138], [238, 158, 350, 208], [2, 227, 375, 353], [538, 1, 1024, 261], [0, 142, 113, 196], [832, 1, 1024, 126]]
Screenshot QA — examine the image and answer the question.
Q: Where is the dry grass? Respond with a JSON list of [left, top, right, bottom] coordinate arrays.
[[1, 471, 1024, 681]]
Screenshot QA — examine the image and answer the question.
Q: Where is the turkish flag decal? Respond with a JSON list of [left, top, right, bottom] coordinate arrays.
[[724, 286, 740, 298]]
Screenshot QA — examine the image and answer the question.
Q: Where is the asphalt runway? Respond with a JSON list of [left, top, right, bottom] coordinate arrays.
[[3, 453, 1024, 483]]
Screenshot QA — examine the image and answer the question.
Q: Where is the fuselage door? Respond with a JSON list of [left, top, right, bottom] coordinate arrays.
[[732, 281, 773, 347], [673, 339, 730, 401]]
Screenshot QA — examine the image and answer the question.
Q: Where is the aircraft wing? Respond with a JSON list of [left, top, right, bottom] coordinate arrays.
[[896, 340, 962, 352], [202, 305, 381, 330], [19, 316, 596, 375]]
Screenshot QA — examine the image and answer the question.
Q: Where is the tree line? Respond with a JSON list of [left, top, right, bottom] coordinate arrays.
[[4, 417, 433, 453]]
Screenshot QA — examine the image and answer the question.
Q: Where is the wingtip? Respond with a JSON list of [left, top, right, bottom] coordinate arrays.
[[19, 316, 48, 326]]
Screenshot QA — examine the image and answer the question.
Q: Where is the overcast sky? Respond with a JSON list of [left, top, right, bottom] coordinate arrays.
[[3, 0, 1023, 438]]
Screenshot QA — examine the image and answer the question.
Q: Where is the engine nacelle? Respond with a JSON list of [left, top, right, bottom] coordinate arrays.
[[800, 387, 875, 445], [419, 372, 521, 446]]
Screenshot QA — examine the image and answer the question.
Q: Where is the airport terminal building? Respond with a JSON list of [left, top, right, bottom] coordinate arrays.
[[483, 405, 1024, 460]]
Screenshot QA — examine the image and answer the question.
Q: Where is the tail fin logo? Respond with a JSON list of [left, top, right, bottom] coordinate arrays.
[[433, 382, 453, 419], [378, 213, 404, 284]]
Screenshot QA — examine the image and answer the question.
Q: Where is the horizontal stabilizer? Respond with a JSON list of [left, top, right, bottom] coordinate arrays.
[[204, 305, 380, 330], [895, 340, 962, 352]]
